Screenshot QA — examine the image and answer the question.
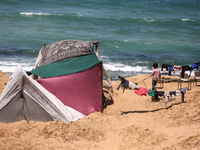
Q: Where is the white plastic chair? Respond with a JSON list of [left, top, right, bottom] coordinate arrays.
[[178, 73, 191, 90], [194, 72, 200, 86]]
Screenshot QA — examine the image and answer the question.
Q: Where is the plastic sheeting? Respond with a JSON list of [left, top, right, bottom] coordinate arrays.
[[37, 64, 102, 115], [0, 66, 85, 123], [28, 54, 101, 78], [38, 40, 98, 66]]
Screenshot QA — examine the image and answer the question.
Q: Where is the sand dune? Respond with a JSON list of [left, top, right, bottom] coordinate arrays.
[[0, 71, 200, 150]]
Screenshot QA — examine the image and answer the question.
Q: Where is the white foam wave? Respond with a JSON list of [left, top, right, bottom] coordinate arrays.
[[0, 61, 34, 74], [181, 19, 196, 22], [100, 55, 109, 60], [20, 12, 51, 16], [144, 19, 155, 22], [103, 62, 151, 73], [20, 12, 64, 16], [76, 12, 83, 17], [181, 19, 190, 21]]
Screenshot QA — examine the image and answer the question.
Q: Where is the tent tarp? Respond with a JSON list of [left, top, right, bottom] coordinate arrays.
[[39, 40, 97, 66], [37, 64, 102, 115], [0, 66, 85, 123], [28, 54, 101, 78]]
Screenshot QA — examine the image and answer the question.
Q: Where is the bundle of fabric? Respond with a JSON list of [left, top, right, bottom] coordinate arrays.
[[161, 64, 173, 75], [161, 64, 182, 75], [161, 62, 200, 77], [147, 87, 187, 102], [190, 62, 200, 70], [117, 76, 140, 93], [116, 76, 187, 103]]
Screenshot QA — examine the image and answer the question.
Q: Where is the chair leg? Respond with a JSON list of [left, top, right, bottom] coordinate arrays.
[[180, 81, 182, 89], [178, 80, 180, 89], [188, 81, 191, 90], [178, 80, 182, 90], [162, 79, 164, 88]]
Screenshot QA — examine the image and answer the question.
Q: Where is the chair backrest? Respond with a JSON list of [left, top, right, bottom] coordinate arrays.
[[195, 72, 200, 77], [180, 73, 189, 79]]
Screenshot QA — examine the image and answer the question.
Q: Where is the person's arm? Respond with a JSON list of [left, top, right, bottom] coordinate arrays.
[[151, 69, 155, 77]]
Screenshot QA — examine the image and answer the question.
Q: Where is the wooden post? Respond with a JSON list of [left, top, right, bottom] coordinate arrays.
[[181, 92, 184, 103], [95, 42, 99, 59]]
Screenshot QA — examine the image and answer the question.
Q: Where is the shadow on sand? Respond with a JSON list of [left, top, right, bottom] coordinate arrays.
[[121, 101, 186, 115]]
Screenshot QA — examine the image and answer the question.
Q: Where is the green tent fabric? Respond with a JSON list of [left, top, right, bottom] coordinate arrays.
[[28, 54, 101, 78]]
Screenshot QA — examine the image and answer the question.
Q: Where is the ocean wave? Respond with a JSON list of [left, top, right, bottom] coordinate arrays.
[[19, 12, 64, 16], [103, 62, 151, 73], [144, 19, 156, 22], [181, 19, 196, 22], [0, 48, 39, 57], [0, 61, 35, 73]]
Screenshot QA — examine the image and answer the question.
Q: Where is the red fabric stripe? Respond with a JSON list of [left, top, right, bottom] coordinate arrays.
[[37, 64, 102, 115]]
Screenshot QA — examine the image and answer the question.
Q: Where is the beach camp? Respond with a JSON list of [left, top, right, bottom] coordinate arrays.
[[0, 0, 200, 149]]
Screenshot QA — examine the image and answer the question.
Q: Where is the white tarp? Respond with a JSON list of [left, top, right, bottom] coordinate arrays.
[[0, 66, 85, 123]]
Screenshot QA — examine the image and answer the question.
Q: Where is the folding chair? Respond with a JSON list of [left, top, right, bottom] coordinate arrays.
[[178, 73, 191, 90], [194, 71, 200, 86], [157, 77, 164, 89]]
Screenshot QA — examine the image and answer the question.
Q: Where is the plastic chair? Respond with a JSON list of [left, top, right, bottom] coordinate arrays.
[[157, 77, 164, 89], [178, 73, 191, 90], [194, 72, 200, 86]]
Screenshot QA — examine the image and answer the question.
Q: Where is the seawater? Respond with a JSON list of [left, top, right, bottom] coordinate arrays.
[[0, 0, 200, 79]]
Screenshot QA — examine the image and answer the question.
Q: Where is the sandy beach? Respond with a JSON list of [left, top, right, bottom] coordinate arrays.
[[0, 70, 200, 150]]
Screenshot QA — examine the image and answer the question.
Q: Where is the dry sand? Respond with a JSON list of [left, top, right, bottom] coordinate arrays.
[[0, 71, 200, 150]]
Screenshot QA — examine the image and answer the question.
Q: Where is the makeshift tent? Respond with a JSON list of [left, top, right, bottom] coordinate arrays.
[[0, 66, 85, 123], [28, 54, 104, 115], [33, 39, 112, 101]]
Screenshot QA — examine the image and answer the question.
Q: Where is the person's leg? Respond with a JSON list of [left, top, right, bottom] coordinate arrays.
[[152, 78, 157, 91], [152, 82, 159, 101]]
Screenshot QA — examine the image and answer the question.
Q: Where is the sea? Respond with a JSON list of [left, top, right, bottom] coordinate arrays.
[[0, 0, 200, 80]]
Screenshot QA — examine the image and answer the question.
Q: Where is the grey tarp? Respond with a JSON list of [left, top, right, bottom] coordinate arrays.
[[37, 40, 98, 66], [0, 66, 85, 123]]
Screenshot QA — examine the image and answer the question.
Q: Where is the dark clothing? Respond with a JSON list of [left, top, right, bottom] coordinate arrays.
[[161, 64, 172, 71], [181, 65, 193, 78], [117, 76, 129, 93], [154, 91, 165, 99], [154, 91, 165, 97], [161, 64, 173, 75], [195, 62, 200, 70], [169, 91, 176, 97]]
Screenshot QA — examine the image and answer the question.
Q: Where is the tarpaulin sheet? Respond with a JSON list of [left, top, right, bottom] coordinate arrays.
[[0, 66, 85, 123], [37, 64, 102, 115], [28, 54, 101, 78], [39, 40, 97, 66]]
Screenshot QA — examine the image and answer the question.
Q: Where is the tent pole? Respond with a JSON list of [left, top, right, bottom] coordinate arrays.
[[95, 42, 99, 59], [43, 40, 45, 47]]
